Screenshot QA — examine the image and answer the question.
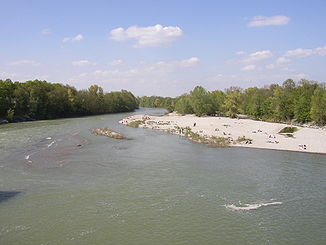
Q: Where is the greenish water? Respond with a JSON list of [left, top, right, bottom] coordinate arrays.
[[0, 108, 325, 245]]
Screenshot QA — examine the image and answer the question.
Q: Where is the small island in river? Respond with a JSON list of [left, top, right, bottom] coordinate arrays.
[[91, 128, 125, 139], [120, 113, 326, 154]]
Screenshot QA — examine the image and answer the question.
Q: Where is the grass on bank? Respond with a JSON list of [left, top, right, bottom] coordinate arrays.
[[236, 136, 253, 143], [127, 120, 145, 128], [279, 126, 298, 134], [172, 126, 231, 147]]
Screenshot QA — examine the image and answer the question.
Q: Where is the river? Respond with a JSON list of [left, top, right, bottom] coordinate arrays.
[[0, 108, 325, 245]]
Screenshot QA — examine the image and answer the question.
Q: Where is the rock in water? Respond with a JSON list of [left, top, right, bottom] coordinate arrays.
[[0, 191, 21, 203], [0, 119, 9, 124]]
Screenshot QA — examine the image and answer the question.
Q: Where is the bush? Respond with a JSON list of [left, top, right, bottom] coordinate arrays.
[[279, 126, 298, 134], [237, 136, 253, 143], [127, 120, 145, 128], [6, 108, 14, 121]]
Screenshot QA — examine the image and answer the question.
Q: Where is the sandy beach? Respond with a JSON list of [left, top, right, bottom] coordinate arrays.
[[120, 113, 326, 154]]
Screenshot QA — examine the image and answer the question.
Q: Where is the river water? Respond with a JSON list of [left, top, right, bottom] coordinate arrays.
[[0, 108, 325, 245]]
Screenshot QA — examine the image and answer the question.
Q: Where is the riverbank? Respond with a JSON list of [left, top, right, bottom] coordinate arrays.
[[120, 113, 326, 154]]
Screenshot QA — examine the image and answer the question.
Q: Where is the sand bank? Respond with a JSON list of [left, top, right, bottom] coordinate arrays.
[[120, 113, 326, 154]]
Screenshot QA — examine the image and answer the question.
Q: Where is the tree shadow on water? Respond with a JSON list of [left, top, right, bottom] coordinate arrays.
[[0, 191, 21, 203]]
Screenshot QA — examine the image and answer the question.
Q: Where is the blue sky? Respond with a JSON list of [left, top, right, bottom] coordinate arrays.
[[1, 0, 326, 96]]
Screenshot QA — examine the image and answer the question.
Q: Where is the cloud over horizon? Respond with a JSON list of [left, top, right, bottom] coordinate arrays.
[[41, 28, 51, 35], [110, 24, 183, 47], [68, 57, 199, 96], [63, 34, 84, 42], [241, 50, 274, 63], [72, 60, 95, 66], [284, 46, 326, 57], [248, 15, 290, 27], [109, 59, 123, 66], [242, 64, 256, 71], [8, 60, 40, 66]]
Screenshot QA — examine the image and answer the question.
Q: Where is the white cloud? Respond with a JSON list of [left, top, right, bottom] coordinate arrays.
[[206, 72, 313, 92], [150, 57, 199, 71], [284, 48, 313, 57], [179, 57, 199, 67], [9, 60, 40, 66], [109, 59, 123, 66], [94, 69, 119, 76], [68, 57, 199, 96], [284, 46, 326, 58], [41, 28, 51, 35], [242, 50, 273, 63], [235, 51, 247, 56], [0, 71, 18, 78], [242, 64, 256, 71], [72, 60, 94, 66], [80, 57, 198, 78], [248, 15, 290, 27], [0, 71, 50, 82], [265, 64, 275, 70], [266, 57, 290, 69], [109, 24, 183, 47], [276, 57, 290, 64], [63, 34, 84, 42], [293, 73, 309, 79], [314, 46, 326, 56]]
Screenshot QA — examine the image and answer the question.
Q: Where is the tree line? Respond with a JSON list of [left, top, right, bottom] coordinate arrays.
[[0, 79, 138, 122], [139, 79, 326, 125]]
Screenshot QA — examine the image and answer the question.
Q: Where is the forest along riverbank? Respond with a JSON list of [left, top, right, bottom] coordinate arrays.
[[120, 113, 326, 154]]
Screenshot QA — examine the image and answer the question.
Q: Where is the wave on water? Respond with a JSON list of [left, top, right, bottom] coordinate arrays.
[[21, 134, 87, 168], [47, 140, 56, 148], [226, 201, 282, 211]]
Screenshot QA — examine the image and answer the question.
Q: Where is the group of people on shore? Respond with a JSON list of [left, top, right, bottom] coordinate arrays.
[[267, 134, 279, 144]]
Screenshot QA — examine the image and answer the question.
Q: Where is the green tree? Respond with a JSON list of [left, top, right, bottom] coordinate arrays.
[[0, 79, 15, 117], [46, 84, 70, 118], [13, 82, 29, 115], [175, 96, 194, 115], [241, 87, 272, 119], [223, 87, 241, 118], [270, 84, 294, 121], [209, 90, 226, 115], [189, 86, 214, 116], [0, 79, 138, 121], [310, 86, 326, 124], [26, 80, 53, 119], [293, 80, 317, 123]]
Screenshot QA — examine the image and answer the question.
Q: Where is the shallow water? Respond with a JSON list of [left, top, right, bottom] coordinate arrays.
[[0, 108, 325, 245]]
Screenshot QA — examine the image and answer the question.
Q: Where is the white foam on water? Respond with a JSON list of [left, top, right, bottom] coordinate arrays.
[[46, 137, 52, 140], [47, 140, 56, 148], [226, 201, 282, 211]]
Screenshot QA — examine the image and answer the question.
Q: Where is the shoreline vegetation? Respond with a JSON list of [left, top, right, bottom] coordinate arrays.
[[138, 79, 326, 126], [0, 79, 138, 124], [2, 78, 326, 153], [129, 79, 326, 154], [120, 113, 326, 154]]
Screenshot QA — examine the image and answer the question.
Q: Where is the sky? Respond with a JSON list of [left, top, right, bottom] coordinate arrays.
[[1, 0, 326, 96]]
